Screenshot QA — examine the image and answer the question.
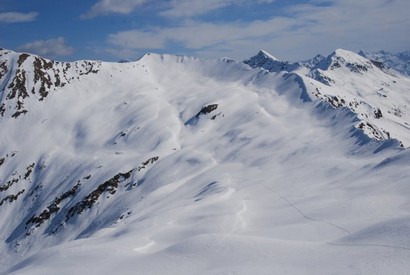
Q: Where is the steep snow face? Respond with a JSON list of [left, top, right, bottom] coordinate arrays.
[[359, 50, 410, 76], [0, 49, 410, 274]]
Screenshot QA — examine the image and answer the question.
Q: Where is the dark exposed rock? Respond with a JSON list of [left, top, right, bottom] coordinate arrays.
[[138, 156, 159, 171], [322, 95, 346, 108], [11, 110, 28, 118], [65, 170, 133, 220], [0, 103, 5, 117], [330, 61, 341, 69], [349, 101, 359, 109], [358, 122, 384, 140], [211, 112, 223, 120], [26, 181, 81, 227], [0, 176, 20, 192], [0, 60, 8, 79], [185, 104, 220, 125], [195, 104, 218, 118], [17, 54, 30, 66], [6, 64, 30, 117], [24, 163, 35, 180], [310, 70, 335, 86], [371, 60, 385, 70], [374, 108, 383, 119], [33, 57, 54, 100], [347, 62, 370, 73], [0, 189, 25, 206], [77, 61, 100, 76], [7, 68, 28, 100], [383, 130, 391, 139], [142, 156, 159, 166]]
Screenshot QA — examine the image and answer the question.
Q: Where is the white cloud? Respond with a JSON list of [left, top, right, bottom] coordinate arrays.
[[104, 0, 410, 61], [106, 17, 295, 58], [0, 12, 38, 23], [281, 0, 410, 57], [82, 0, 147, 18], [18, 37, 74, 57], [108, 29, 166, 49]]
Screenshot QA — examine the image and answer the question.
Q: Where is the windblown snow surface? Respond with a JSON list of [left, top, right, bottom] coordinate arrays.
[[0, 48, 410, 274]]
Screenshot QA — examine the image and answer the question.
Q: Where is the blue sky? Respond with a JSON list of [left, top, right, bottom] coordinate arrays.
[[0, 0, 409, 62]]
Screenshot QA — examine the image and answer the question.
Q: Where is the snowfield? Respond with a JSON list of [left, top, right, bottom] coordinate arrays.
[[0, 48, 410, 274]]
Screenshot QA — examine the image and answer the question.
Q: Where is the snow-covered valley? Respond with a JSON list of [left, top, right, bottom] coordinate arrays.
[[0, 48, 410, 274]]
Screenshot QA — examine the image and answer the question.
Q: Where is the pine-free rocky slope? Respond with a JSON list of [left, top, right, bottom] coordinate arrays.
[[0, 48, 410, 274]]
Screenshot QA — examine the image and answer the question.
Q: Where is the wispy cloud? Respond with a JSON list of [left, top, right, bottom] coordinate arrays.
[[18, 37, 74, 57], [0, 12, 38, 23], [82, 0, 147, 18], [160, 0, 235, 18], [83, 0, 275, 18]]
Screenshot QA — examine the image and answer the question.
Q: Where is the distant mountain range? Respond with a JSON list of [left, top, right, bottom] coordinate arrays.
[[359, 50, 410, 76]]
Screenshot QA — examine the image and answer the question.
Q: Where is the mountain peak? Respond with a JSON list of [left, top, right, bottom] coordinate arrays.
[[332, 48, 369, 63], [243, 50, 284, 72], [244, 50, 278, 64], [314, 48, 373, 72], [258, 49, 278, 61]]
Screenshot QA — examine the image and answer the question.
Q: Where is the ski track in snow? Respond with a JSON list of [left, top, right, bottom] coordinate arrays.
[[261, 183, 352, 235]]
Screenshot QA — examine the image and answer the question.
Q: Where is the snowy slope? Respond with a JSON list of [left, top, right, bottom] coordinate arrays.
[[0, 49, 410, 274]]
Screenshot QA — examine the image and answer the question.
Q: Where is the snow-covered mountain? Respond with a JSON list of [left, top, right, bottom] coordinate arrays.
[[243, 50, 306, 73], [243, 50, 325, 74], [246, 48, 410, 147], [1, 48, 410, 274]]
